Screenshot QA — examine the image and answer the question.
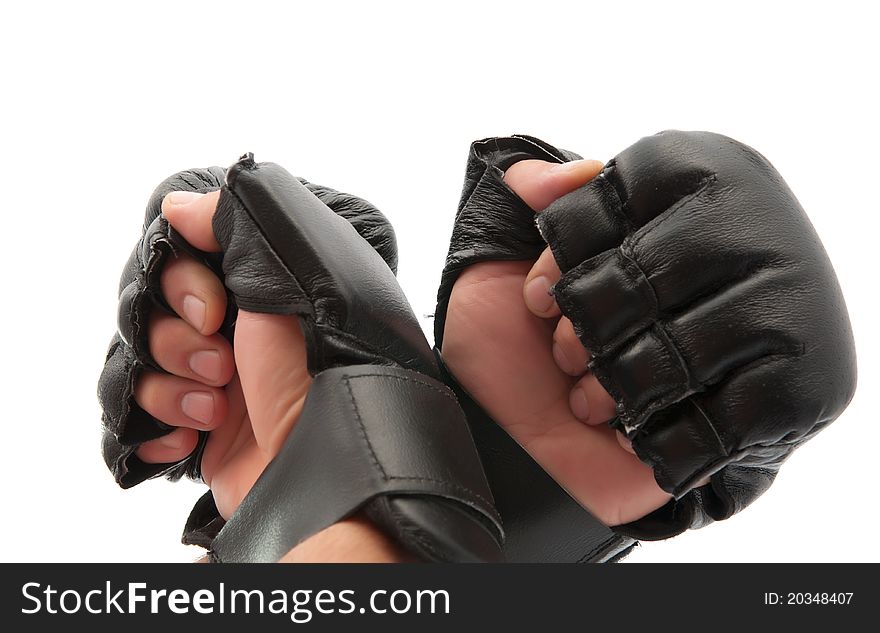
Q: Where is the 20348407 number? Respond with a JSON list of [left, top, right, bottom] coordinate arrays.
[[764, 593, 854, 605]]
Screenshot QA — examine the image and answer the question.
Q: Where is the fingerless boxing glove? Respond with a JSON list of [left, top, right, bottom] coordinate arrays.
[[98, 166, 396, 487], [437, 131, 857, 548], [435, 136, 637, 562], [99, 156, 502, 562], [538, 130, 857, 538]]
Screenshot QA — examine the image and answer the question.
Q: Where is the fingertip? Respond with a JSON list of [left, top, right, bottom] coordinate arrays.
[[573, 374, 618, 426], [135, 428, 199, 464], [162, 190, 222, 252], [180, 389, 227, 430], [547, 158, 605, 180], [523, 275, 559, 318], [163, 191, 205, 208], [160, 256, 228, 336], [504, 158, 604, 211], [569, 386, 591, 421], [552, 316, 589, 376], [503, 159, 557, 211], [523, 248, 562, 317]]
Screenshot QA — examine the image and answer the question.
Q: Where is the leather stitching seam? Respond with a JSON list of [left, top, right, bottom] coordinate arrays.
[[628, 174, 716, 252], [342, 376, 388, 480]]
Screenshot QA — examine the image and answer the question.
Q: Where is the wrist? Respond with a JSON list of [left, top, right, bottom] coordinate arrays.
[[278, 512, 413, 563]]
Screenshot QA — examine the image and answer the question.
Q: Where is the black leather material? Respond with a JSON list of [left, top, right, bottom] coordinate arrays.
[[99, 166, 227, 487], [435, 136, 636, 561], [198, 155, 501, 561], [437, 132, 857, 544], [537, 131, 857, 539], [98, 166, 397, 488], [209, 366, 501, 562]]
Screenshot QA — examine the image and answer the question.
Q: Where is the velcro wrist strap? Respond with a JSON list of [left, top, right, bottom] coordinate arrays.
[[210, 365, 503, 562]]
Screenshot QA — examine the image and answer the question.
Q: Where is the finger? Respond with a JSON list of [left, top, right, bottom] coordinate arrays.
[[503, 159, 605, 212], [551, 316, 590, 376], [160, 254, 228, 335], [503, 159, 604, 318], [134, 370, 228, 430], [148, 312, 235, 386], [135, 428, 200, 464], [569, 372, 617, 426], [162, 190, 222, 252], [233, 310, 312, 459], [522, 248, 562, 318]]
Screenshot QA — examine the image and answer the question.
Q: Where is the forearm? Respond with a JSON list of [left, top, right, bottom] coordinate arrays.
[[194, 513, 410, 563], [279, 514, 411, 563]]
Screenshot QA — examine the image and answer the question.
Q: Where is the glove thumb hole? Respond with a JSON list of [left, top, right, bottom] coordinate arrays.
[[503, 158, 604, 212]]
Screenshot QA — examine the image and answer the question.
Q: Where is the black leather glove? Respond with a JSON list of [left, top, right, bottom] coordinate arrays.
[[438, 132, 857, 546], [537, 130, 857, 539], [435, 136, 637, 562], [100, 155, 502, 562], [98, 166, 396, 487]]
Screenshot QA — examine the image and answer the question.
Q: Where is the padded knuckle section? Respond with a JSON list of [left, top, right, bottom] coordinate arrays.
[[102, 430, 179, 489], [141, 215, 170, 264], [595, 325, 692, 431], [555, 249, 657, 354], [117, 216, 174, 362], [537, 174, 625, 272], [98, 337, 137, 434], [99, 336, 178, 487], [633, 401, 734, 498], [98, 340, 169, 444], [118, 248, 142, 294], [101, 167, 229, 490], [116, 280, 143, 349], [613, 132, 716, 228]]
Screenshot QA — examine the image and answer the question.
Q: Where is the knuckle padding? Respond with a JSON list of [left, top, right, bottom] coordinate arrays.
[[554, 248, 658, 355], [97, 347, 154, 441], [432, 131, 854, 544], [98, 335, 136, 437], [536, 130, 856, 536], [601, 325, 695, 431], [536, 170, 627, 272], [98, 335, 181, 487], [116, 216, 173, 367], [100, 166, 228, 488], [631, 399, 734, 496]]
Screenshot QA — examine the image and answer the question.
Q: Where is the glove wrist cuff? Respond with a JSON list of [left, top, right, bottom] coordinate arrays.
[[202, 365, 503, 562]]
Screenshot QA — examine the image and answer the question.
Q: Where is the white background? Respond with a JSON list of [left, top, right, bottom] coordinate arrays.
[[0, 1, 876, 562]]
